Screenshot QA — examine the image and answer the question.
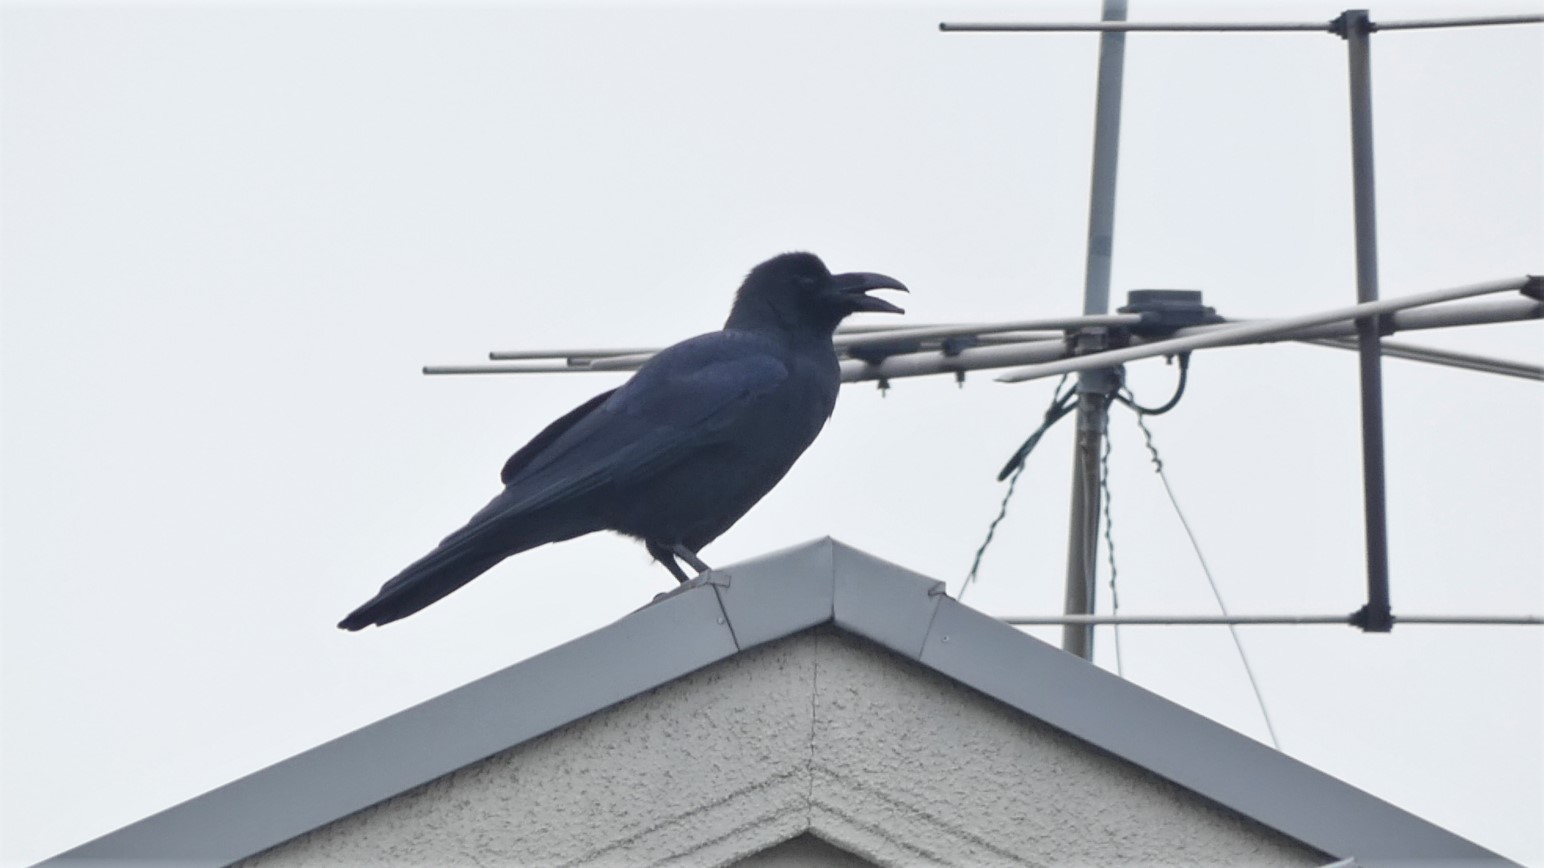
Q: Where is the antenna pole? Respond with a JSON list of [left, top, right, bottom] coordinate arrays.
[[1062, 0, 1129, 660], [1337, 9, 1394, 632]]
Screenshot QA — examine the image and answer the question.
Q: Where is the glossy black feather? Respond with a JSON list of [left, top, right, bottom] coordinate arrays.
[[338, 252, 905, 630]]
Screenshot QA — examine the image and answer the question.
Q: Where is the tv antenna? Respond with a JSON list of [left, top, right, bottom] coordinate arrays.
[[424, 7, 1544, 661]]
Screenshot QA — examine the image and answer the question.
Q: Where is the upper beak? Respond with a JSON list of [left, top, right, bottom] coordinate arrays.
[[831, 271, 908, 315]]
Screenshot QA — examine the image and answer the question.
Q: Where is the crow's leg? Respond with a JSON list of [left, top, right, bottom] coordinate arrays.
[[670, 543, 713, 575], [646, 540, 693, 584]]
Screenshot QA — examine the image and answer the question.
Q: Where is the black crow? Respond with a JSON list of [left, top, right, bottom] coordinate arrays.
[[339, 252, 906, 630]]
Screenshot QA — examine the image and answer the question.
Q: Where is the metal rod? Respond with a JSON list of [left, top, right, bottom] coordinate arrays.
[[426, 295, 1540, 380], [488, 347, 660, 361], [1062, 391, 1106, 658], [1081, 0, 1125, 323], [869, 294, 1543, 351], [422, 363, 606, 375], [837, 322, 923, 333], [837, 297, 1541, 382], [1304, 338, 1544, 381], [585, 352, 661, 371], [834, 315, 1141, 348], [479, 314, 1142, 368], [1341, 8, 1394, 634], [1000, 614, 1544, 626], [1259, 295, 1541, 339], [839, 300, 1541, 383], [1154, 299, 1544, 345], [941, 21, 1332, 33], [1056, 0, 1130, 662], [939, 14, 1544, 34], [1375, 14, 1544, 31], [959, 331, 1068, 345], [839, 336, 1069, 382], [994, 276, 1535, 382]]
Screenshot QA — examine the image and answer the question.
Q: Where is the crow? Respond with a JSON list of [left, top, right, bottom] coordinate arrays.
[[338, 252, 906, 630]]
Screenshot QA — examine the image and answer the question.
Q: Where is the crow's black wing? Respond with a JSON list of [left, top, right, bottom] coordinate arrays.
[[501, 388, 616, 485], [467, 331, 790, 530], [338, 332, 789, 629]]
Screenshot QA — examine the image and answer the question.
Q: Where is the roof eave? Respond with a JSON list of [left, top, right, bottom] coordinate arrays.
[[40, 537, 1512, 868]]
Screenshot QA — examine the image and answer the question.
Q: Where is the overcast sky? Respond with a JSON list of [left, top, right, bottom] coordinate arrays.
[[2, 1, 1541, 865]]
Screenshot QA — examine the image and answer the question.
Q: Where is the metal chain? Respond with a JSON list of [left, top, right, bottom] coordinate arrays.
[[1100, 399, 1124, 677], [962, 376, 1073, 600]]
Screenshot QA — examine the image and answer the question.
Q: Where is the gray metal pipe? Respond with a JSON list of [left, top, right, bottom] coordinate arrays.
[[938, 14, 1544, 33], [426, 294, 1539, 380], [1059, 0, 1131, 661], [1376, 14, 1544, 31], [478, 314, 1145, 367], [1304, 338, 1544, 381], [941, 21, 1333, 33], [1203, 296, 1542, 341], [835, 315, 1140, 348], [1000, 614, 1543, 626], [1341, 8, 1393, 633], [994, 276, 1534, 382]]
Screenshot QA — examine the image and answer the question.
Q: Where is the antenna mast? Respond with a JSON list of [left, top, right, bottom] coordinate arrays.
[[1062, 0, 1128, 660], [424, 10, 1544, 643]]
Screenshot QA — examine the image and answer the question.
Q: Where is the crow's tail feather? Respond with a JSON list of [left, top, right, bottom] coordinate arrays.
[[338, 545, 508, 631], [339, 486, 601, 630]]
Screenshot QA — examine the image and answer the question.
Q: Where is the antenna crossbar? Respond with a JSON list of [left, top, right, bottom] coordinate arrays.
[[994, 276, 1537, 382], [939, 14, 1544, 34], [942, 21, 1333, 33], [424, 292, 1542, 380], [1304, 338, 1544, 381], [999, 614, 1544, 626], [488, 347, 659, 362]]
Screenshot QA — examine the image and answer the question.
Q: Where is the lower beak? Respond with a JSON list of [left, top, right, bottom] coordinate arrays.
[[833, 271, 908, 314]]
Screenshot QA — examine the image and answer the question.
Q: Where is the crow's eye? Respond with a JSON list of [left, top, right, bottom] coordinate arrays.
[[796, 275, 819, 289]]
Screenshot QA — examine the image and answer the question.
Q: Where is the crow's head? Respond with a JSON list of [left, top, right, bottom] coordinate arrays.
[[727, 252, 907, 334]]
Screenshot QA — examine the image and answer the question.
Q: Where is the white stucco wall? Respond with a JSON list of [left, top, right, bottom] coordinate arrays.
[[239, 629, 1327, 867]]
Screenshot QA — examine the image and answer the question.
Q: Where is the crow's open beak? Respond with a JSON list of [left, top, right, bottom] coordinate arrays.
[[831, 271, 908, 314]]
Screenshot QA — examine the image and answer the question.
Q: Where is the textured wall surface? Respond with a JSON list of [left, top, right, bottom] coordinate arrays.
[[239, 630, 1326, 867]]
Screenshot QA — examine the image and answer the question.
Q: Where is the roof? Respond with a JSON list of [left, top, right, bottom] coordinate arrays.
[[39, 537, 1511, 867]]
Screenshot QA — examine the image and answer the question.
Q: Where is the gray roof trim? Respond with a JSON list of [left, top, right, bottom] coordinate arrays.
[[40, 537, 1510, 867], [917, 596, 1505, 867], [44, 583, 742, 867]]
